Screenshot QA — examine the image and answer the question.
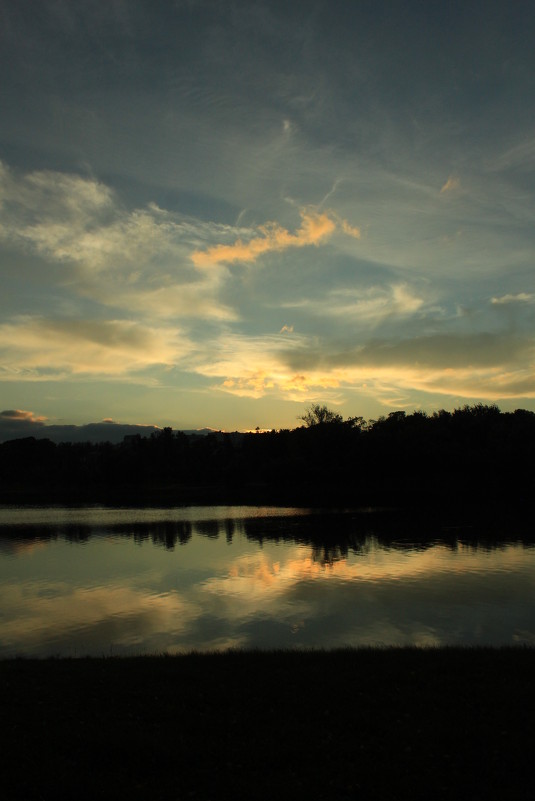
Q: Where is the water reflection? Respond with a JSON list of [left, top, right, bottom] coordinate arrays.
[[0, 505, 534, 656]]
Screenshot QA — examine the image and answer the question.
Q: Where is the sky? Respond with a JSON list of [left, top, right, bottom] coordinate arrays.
[[1, 0, 534, 435]]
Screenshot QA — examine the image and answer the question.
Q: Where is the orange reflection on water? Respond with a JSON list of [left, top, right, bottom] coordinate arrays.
[[204, 541, 535, 606]]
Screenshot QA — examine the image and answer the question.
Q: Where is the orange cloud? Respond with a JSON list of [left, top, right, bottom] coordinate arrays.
[[279, 373, 340, 394], [0, 408, 47, 423], [217, 368, 341, 399], [340, 219, 361, 239], [440, 175, 461, 193], [194, 327, 535, 403], [191, 208, 353, 267], [222, 371, 275, 398]]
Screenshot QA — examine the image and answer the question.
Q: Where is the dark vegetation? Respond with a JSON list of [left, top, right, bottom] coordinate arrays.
[[2, 648, 534, 800], [5, 506, 535, 558], [1, 403, 534, 510]]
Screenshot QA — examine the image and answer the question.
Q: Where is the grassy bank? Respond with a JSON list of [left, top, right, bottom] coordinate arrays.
[[2, 648, 534, 800]]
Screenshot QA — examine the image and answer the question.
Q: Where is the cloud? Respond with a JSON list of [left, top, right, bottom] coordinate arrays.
[[351, 332, 531, 370], [279, 332, 535, 401], [0, 317, 189, 379], [191, 207, 361, 267], [440, 175, 461, 193], [191, 208, 336, 267], [282, 118, 294, 134], [117, 281, 237, 322], [311, 283, 425, 323], [0, 409, 47, 422], [191, 328, 535, 404], [0, 161, 236, 321], [340, 219, 361, 239], [491, 292, 534, 305], [0, 409, 48, 443], [191, 331, 341, 400], [1, 156, 533, 419], [0, 161, 113, 219], [491, 137, 535, 172]]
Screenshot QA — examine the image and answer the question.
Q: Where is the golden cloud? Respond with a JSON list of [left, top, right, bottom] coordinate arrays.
[[192, 330, 535, 403], [191, 208, 360, 267], [0, 317, 189, 378], [340, 219, 361, 239]]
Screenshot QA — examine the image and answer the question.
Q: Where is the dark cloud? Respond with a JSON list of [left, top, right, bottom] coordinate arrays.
[[280, 332, 534, 372], [0, 409, 47, 442], [0, 409, 42, 420], [355, 333, 533, 370]]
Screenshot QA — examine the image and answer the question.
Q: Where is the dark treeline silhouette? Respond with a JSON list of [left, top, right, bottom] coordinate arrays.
[[3, 510, 534, 560], [1, 403, 534, 510]]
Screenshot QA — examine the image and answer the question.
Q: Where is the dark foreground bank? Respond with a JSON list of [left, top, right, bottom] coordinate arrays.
[[2, 649, 534, 801]]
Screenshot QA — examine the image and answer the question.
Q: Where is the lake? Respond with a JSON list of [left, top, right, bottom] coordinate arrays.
[[1, 505, 534, 657]]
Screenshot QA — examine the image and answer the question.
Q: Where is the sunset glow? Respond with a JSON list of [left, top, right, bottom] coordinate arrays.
[[1, 2, 534, 434]]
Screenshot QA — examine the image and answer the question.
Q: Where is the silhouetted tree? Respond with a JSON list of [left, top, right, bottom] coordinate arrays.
[[1, 403, 534, 509], [298, 404, 344, 426]]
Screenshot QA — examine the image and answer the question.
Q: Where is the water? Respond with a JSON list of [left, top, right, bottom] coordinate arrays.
[[1, 505, 534, 657]]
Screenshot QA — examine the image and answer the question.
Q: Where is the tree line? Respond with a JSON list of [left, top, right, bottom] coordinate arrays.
[[1, 403, 534, 508]]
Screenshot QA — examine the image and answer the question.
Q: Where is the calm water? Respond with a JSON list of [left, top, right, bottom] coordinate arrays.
[[1, 505, 534, 657]]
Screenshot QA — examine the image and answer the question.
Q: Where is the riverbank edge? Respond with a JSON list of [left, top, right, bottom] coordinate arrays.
[[2, 648, 534, 800]]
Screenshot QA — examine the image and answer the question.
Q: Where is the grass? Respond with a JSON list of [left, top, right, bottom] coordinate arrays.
[[1, 647, 534, 800]]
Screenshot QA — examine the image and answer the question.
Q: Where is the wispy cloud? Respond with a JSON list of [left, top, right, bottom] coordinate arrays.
[[108, 281, 238, 322], [0, 161, 113, 218], [440, 175, 461, 194], [309, 284, 424, 323], [491, 137, 535, 172], [0, 161, 240, 322]]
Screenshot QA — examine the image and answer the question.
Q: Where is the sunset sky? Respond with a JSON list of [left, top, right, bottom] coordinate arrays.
[[1, 0, 534, 434]]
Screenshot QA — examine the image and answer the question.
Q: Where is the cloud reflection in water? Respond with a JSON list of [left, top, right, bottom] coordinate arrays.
[[1, 510, 534, 656]]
